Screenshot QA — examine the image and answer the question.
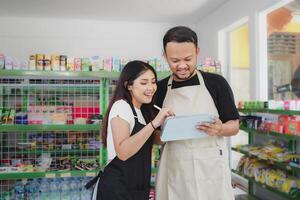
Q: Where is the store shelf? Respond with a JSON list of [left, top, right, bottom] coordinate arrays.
[[238, 108, 300, 115], [0, 69, 170, 80], [0, 69, 120, 79], [234, 194, 259, 200], [0, 169, 100, 180], [240, 126, 300, 141], [2, 149, 100, 155], [0, 124, 101, 132], [232, 169, 298, 200], [231, 147, 300, 172]]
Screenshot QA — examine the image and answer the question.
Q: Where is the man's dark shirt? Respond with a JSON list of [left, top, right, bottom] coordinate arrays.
[[156, 70, 239, 123]]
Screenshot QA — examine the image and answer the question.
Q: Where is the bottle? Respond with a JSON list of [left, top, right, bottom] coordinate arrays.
[[14, 181, 25, 200], [60, 178, 71, 200], [39, 178, 50, 200]]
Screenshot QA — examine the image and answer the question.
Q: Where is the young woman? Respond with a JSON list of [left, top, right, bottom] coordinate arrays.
[[86, 60, 173, 200]]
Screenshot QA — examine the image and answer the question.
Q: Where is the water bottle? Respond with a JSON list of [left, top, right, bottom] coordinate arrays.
[[60, 178, 71, 200], [49, 178, 60, 200], [39, 178, 50, 200], [80, 177, 93, 200], [14, 181, 25, 200]]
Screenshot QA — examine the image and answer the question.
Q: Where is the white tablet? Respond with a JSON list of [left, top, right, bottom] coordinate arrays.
[[160, 114, 214, 142]]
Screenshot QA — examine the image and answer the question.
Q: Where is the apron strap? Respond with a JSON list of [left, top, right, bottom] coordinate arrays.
[[85, 170, 103, 189], [167, 70, 203, 90], [127, 101, 138, 119]]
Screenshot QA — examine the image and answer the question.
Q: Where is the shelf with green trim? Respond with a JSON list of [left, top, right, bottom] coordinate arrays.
[[231, 147, 300, 172], [2, 149, 100, 155], [0, 69, 120, 79], [0, 124, 101, 132], [0, 69, 170, 80], [3, 86, 101, 94], [0, 169, 100, 180], [240, 126, 300, 141], [232, 169, 299, 200], [238, 108, 300, 115]]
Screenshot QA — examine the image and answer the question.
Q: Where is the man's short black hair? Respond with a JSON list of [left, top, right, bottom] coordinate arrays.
[[163, 26, 198, 52]]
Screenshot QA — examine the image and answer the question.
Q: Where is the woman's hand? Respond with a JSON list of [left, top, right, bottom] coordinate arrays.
[[195, 117, 223, 136], [152, 108, 174, 128]]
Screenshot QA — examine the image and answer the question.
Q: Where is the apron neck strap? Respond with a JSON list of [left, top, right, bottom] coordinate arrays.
[[127, 101, 138, 119], [167, 70, 203, 89]]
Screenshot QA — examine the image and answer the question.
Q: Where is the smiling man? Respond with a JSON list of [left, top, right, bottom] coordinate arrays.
[[155, 26, 240, 200]]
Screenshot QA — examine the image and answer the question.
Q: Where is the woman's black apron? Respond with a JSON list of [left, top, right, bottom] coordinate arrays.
[[86, 102, 153, 200]]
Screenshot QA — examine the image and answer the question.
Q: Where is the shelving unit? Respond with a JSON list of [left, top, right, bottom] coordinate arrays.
[[0, 69, 169, 199], [0, 70, 108, 199], [233, 108, 300, 200]]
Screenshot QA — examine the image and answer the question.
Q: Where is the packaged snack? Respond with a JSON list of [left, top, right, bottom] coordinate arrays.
[[60, 55, 67, 71], [36, 54, 44, 70], [51, 54, 60, 71], [67, 57, 75, 71], [29, 55, 36, 70], [0, 53, 4, 69], [44, 55, 51, 71]]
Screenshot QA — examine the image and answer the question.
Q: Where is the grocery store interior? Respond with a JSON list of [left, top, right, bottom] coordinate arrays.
[[1, 0, 300, 199]]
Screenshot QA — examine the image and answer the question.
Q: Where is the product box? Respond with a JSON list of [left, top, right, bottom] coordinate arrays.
[[104, 57, 112, 71], [72, 107, 100, 119], [112, 57, 121, 72], [60, 55, 67, 71], [51, 54, 60, 71], [120, 58, 129, 71], [4, 57, 13, 70], [36, 54, 44, 71], [285, 120, 300, 135], [0, 53, 4, 69], [81, 57, 91, 71], [29, 55, 36, 70], [67, 57, 75, 71], [91, 56, 101, 71], [74, 57, 82, 71], [44, 55, 51, 71]]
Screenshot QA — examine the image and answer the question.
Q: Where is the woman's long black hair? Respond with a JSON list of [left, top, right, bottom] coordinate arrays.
[[102, 60, 158, 146]]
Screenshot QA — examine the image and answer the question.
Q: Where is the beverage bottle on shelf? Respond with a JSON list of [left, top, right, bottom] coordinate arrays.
[[39, 178, 50, 200], [80, 177, 93, 200], [14, 181, 25, 200], [49, 178, 60, 200], [69, 178, 80, 200], [60, 178, 71, 200], [25, 179, 39, 200]]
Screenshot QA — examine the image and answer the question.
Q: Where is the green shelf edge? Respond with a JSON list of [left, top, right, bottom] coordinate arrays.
[[0, 169, 100, 180], [3, 149, 100, 155], [0, 69, 170, 80], [231, 147, 300, 172], [238, 108, 300, 115], [0, 70, 120, 79], [240, 126, 300, 141], [231, 169, 298, 200], [0, 124, 101, 132]]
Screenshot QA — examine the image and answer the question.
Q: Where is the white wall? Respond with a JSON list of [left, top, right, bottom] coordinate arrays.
[[0, 17, 193, 61], [196, 0, 281, 60], [196, 0, 285, 99]]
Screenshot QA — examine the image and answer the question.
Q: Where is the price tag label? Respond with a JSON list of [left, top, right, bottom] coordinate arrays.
[[60, 173, 71, 177], [45, 173, 55, 178], [86, 172, 96, 177]]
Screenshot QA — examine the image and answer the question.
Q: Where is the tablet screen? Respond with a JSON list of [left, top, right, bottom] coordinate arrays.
[[160, 114, 214, 142]]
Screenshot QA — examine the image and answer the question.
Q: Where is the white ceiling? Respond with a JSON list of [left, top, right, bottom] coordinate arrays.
[[0, 0, 228, 23]]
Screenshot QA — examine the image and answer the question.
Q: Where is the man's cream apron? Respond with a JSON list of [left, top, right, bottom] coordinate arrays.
[[155, 71, 234, 200]]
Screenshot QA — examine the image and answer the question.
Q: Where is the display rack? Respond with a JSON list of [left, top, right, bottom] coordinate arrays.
[[0, 71, 107, 199], [0, 69, 169, 199], [232, 108, 300, 200]]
